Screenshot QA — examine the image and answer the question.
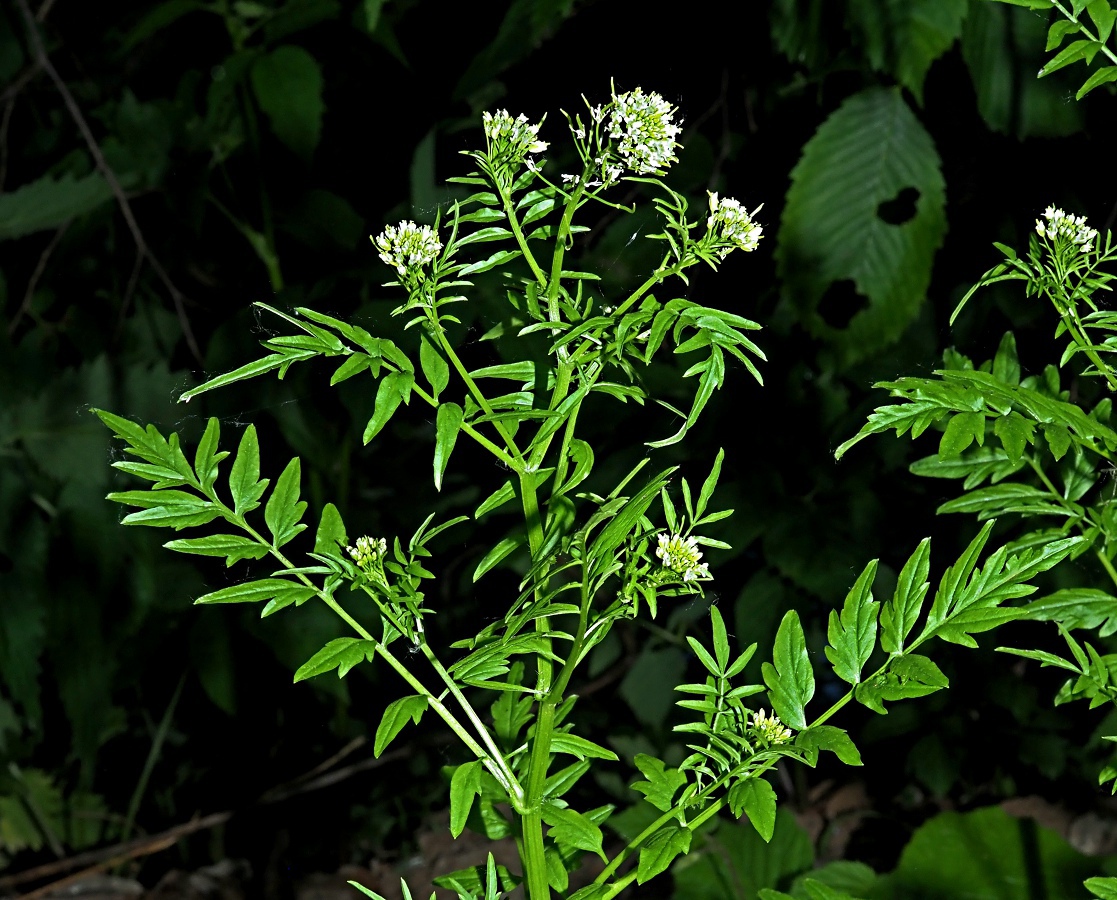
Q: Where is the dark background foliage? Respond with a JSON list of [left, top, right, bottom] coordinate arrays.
[[3, 0, 1117, 896]]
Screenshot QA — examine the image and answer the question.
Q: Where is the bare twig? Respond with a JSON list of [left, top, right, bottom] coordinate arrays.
[[8, 220, 69, 335], [13, 0, 202, 360], [0, 811, 233, 895]]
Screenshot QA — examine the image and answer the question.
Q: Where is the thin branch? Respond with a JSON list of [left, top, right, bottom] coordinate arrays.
[[13, 0, 202, 360], [8, 219, 69, 336]]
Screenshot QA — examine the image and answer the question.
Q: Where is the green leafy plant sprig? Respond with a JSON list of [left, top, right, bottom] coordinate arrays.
[[93, 84, 1083, 900], [837, 201, 1117, 888], [997, 0, 1117, 99]]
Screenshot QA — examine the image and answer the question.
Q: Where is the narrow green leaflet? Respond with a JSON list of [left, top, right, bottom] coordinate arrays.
[[264, 458, 308, 547], [194, 417, 228, 491], [109, 491, 221, 530], [1022, 588, 1117, 635], [449, 760, 483, 838], [314, 502, 348, 555], [550, 733, 619, 761], [374, 694, 428, 757], [880, 538, 931, 653], [364, 371, 413, 444], [434, 402, 464, 491], [229, 425, 270, 516], [293, 637, 377, 682], [420, 333, 450, 398], [636, 825, 691, 884], [824, 560, 879, 685], [473, 536, 523, 582], [195, 577, 316, 608], [728, 778, 777, 841], [763, 611, 815, 730], [163, 534, 269, 566]]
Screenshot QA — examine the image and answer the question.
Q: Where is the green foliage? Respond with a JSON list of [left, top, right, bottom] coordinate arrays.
[[776, 88, 946, 367]]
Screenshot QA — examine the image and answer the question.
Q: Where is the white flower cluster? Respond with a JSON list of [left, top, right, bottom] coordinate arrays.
[[708, 193, 764, 256], [1036, 205, 1097, 252], [750, 708, 792, 745], [607, 87, 682, 175], [482, 109, 548, 163], [656, 533, 710, 582], [348, 535, 387, 569], [373, 221, 442, 277]]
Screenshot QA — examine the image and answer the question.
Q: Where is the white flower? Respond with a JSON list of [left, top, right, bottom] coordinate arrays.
[[656, 533, 710, 582], [373, 221, 442, 277], [1036, 205, 1097, 252], [708, 192, 764, 257], [482, 109, 548, 164], [750, 708, 792, 745], [607, 87, 682, 175], [348, 535, 388, 569]]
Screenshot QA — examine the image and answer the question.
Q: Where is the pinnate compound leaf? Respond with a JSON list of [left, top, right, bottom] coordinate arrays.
[[449, 760, 483, 838], [163, 534, 269, 566], [541, 803, 605, 859], [293, 637, 376, 682], [825, 559, 879, 684], [763, 610, 815, 730], [729, 778, 777, 841], [229, 425, 270, 515], [250, 46, 324, 160], [631, 754, 687, 811], [265, 457, 308, 547], [881, 538, 931, 653], [374, 694, 427, 757], [434, 402, 464, 491], [776, 88, 945, 367], [637, 824, 691, 883]]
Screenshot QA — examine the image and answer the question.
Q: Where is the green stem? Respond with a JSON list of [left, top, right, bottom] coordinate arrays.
[[520, 469, 555, 900], [419, 640, 524, 805], [225, 509, 516, 794], [498, 182, 548, 286], [430, 319, 527, 468]]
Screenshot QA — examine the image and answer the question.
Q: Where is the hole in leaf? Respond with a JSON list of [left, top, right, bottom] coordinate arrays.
[[817, 279, 866, 330], [876, 186, 920, 225]]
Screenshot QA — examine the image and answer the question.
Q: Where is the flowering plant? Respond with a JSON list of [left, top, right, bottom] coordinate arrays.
[[92, 84, 1080, 900]]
